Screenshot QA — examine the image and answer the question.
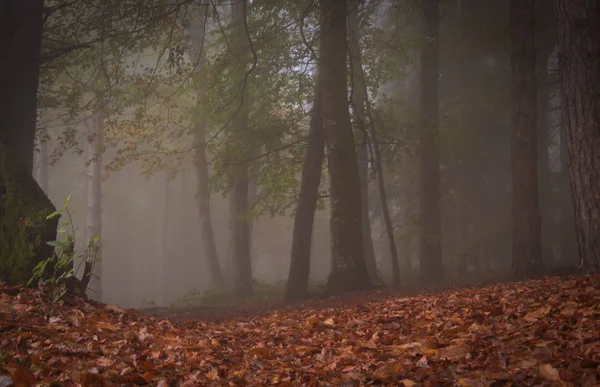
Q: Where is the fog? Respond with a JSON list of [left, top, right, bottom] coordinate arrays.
[[24, 0, 582, 308]]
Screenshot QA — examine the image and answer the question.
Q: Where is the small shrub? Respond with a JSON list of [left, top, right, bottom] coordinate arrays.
[[28, 195, 99, 302]]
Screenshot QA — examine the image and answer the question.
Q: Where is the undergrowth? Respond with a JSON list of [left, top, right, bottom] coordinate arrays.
[[170, 279, 327, 309]]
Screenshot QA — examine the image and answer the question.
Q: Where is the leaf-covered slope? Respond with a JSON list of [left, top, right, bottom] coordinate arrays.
[[1, 276, 599, 386]]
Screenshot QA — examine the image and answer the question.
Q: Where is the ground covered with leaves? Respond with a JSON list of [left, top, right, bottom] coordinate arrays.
[[1, 276, 599, 386]]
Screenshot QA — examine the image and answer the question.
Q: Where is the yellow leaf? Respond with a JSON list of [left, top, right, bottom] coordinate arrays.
[[539, 363, 560, 381], [323, 317, 335, 326], [206, 368, 219, 380]]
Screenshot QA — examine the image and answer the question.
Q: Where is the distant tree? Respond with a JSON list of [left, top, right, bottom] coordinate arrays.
[[285, 70, 325, 301], [185, 4, 226, 289], [321, 0, 372, 296], [81, 113, 104, 299], [555, 0, 600, 273], [228, 0, 254, 297], [348, 0, 379, 285], [418, 0, 443, 285], [510, 0, 543, 280]]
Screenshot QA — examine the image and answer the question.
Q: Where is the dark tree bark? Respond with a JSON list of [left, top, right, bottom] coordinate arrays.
[[0, 0, 60, 285], [0, 0, 44, 172], [558, 118, 578, 264], [348, 0, 379, 285], [555, 0, 600, 273], [418, 0, 443, 285], [187, 5, 226, 289], [228, 0, 254, 297], [285, 74, 325, 301], [321, 0, 372, 296], [510, 0, 543, 280]]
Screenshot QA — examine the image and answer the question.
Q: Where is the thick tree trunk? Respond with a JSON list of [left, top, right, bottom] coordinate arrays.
[[321, 0, 372, 296], [0, 0, 60, 285], [348, 0, 379, 285], [0, 0, 44, 173], [80, 113, 103, 300], [285, 74, 325, 301], [187, 4, 226, 289], [555, 0, 600, 273], [228, 0, 254, 297], [510, 0, 543, 280], [418, 0, 443, 285]]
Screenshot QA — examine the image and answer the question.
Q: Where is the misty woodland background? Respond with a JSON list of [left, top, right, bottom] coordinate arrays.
[[1, 0, 599, 309]]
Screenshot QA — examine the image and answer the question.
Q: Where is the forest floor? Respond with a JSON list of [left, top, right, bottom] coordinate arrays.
[[1, 276, 599, 386]]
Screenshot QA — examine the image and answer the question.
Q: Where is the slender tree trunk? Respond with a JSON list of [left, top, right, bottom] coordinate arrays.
[[321, 0, 372, 296], [555, 0, 600, 273], [229, 163, 253, 296], [228, 0, 254, 297], [187, 4, 226, 289], [285, 74, 325, 301], [510, 0, 543, 280], [192, 121, 226, 288], [157, 172, 170, 307], [80, 113, 103, 300], [348, 0, 379, 285], [418, 0, 443, 285]]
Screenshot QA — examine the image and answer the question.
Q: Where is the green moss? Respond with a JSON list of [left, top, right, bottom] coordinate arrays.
[[0, 135, 58, 285]]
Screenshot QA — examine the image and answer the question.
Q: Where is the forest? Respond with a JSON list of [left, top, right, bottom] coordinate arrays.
[[0, 0, 599, 385]]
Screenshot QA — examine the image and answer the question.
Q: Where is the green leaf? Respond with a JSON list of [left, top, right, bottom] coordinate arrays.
[[46, 210, 61, 220]]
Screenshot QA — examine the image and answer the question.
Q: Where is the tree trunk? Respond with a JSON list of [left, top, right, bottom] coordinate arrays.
[[157, 172, 169, 307], [188, 4, 226, 289], [229, 164, 253, 296], [80, 113, 103, 300], [0, 0, 59, 285], [537, 51, 554, 265], [558, 113, 578, 264], [510, 0, 543, 280], [555, 0, 600, 273], [321, 0, 372, 296], [348, 0, 379, 285], [228, 0, 254, 297], [418, 0, 443, 285], [0, 0, 44, 173], [285, 74, 325, 301]]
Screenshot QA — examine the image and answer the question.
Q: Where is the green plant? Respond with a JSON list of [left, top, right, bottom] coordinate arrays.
[[27, 195, 100, 302]]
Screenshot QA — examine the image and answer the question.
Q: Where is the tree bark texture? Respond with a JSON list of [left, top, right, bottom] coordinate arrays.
[[555, 0, 600, 273], [510, 0, 543, 280], [0, 0, 60, 285], [0, 0, 44, 173], [321, 0, 372, 296], [418, 0, 444, 285]]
